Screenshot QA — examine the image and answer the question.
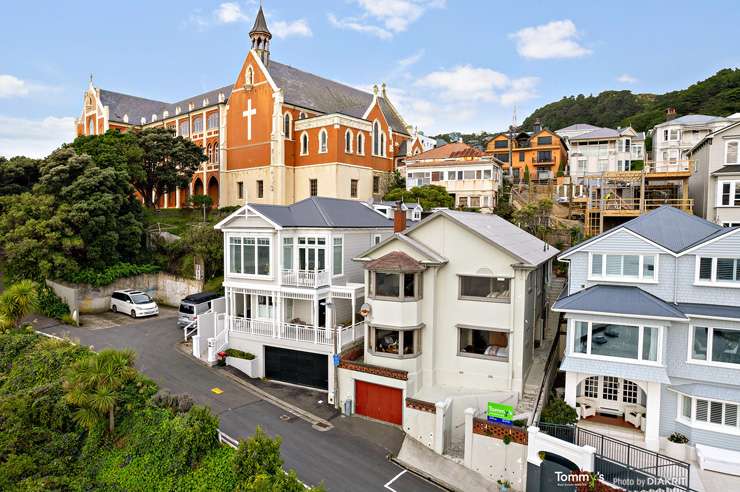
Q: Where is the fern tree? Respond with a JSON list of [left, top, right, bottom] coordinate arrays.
[[0, 279, 38, 330], [64, 348, 138, 433]]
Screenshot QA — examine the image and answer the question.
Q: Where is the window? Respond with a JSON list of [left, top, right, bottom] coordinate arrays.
[[373, 176, 380, 193], [229, 236, 271, 276], [371, 271, 420, 300], [537, 150, 552, 163], [246, 66, 254, 86], [459, 275, 510, 302], [283, 237, 294, 271], [678, 394, 740, 434], [372, 234, 381, 246], [717, 181, 740, 207], [237, 182, 244, 200], [537, 136, 552, 145], [257, 295, 273, 319], [519, 151, 525, 162], [207, 111, 219, 130], [257, 180, 264, 199], [458, 327, 509, 361], [193, 116, 203, 133], [374, 272, 399, 298], [726, 141, 739, 164], [590, 253, 657, 281], [357, 133, 365, 155], [350, 179, 358, 198], [179, 120, 190, 137], [298, 111, 307, 120], [88, 119, 95, 135], [309, 179, 318, 197], [494, 140, 508, 149], [380, 132, 386, 157], [696, 256, 740, 284], [691, 325, 740, 366], [583, 377, 598, 398], [332, 237, 343, 276], [623, 380, 639, 404], [297, 237, 326, 272], [372, 121, 380, 155], [371, 326, 420, 357], [300, 132, 309, 155], [283, 112, 292, 139], [602, 376, 619, 401], [319, 129, 328, 153], [345, 130, 352, 153], [572, 320, 661, 363], [723, 222, 740, 227], [213, 143, 219, 164]]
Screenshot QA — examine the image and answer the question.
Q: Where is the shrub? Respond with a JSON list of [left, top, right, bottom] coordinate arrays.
[[224, 348, 255, 360], [540, 398, 578, 425], [37, 285, 70, 320], [152, 391, 195, 414], [63, 262, 160, 287], [668, 432, 689, 444], [203, 275, 224, 294]]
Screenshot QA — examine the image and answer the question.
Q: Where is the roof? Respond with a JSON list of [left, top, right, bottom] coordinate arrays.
[[553, 284, 687, 320], [365, 251, 425, 272], [406, 142, 482, 161], [571, 127, 621, 140], [557, 123, 601, 132], [712, 164, 740, 175], [668, 383, 740, 403], [429, 210, 558, 266], [250, 6, 269, 35], [677, 302, 740, 320], [655, 114, 729, 127], [560, 206, 723, 257], [251, 196, 394, 228], [405, 157, 498, 169], [560, 356, 670, 384]]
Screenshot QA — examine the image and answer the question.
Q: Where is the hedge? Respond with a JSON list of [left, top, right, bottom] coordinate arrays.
[[62, 263, 160, 287]]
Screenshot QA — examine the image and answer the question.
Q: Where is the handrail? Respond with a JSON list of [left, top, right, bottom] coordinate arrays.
[[183, 320, 198, 341]]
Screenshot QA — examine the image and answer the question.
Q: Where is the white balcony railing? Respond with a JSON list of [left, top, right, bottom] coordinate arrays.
[[338, 321, 364, 350], [281, 269, 330, 288], [227, 315, 333, 345]]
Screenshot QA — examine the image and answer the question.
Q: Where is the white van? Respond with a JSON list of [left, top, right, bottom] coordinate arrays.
[[177, 292, 222, 328], [110, 289, 159, 318]]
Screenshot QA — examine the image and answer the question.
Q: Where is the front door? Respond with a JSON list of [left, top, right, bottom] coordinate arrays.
[[264, 346, 328, 390]]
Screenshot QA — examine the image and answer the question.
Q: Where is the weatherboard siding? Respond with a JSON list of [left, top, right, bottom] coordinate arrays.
[[674, 254, 740, 306]]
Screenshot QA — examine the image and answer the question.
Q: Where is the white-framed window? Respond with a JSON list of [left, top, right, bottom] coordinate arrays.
[[88, 119, 95, 135], [356, 132, 365, 155], [583, 376, 598, 398], [282, 237, 294, 271], [192, 116, 203, 134], [689, 325, 740, 366], [298, 111, 307, 120], [717, 180, 740, 207], [300, 132, 309, 155], [664, 128, 680, 141], [372, 120, 380, 156], [589, 253, 657, 282], [179, 120, 190, 137], [228, 236, 271, 276], [370, 325, 421, 358], [570, 319, 662, 363], [370, 271, 421, 301], [722, 222, 740, 227], [372, 234, 382, 246], [725, 140, 739, 164], [345, 129, 353, 153], [380, 132, 386, 157], [283, 112, 292, 139], [332, 236, 343, 276], [207, 111, 219, 130], [602, 376, 619, 401], [318, 128, 328, 153], [677, 393, 740, 435], [695, 256, 740, 285], [579, 376, 644, 405], [458, 326, 509, 361], [256, 295, 273, 319]]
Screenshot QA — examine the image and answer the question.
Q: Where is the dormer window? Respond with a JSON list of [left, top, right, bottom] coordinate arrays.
[[163, 110, 169, 118]]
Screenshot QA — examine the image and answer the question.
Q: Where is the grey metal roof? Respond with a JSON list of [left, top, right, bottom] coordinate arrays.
[[436, 210, 559, 266], [677, 302, 740, 320], [668, 383, 740, 403], [655, 114, 728, 127], [557, 123, 601, 132], [571, 127, 621, 140], [553, 285, 687, 320], [713, 164, 740, 175], [251, 197, 394, 228], [560, 356, 671, 384]]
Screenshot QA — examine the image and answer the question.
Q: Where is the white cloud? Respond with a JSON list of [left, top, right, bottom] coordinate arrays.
[[215, 2, 249, 23], [510, 20, 591, 59], [500, 77, 539, 105], [328, 0, 444, 39], [0, 115, 76, 158], [271, 19, 312, 38], [398, 49, 425, 68], [0, 75, 30, 98], [617, 73, 638, 84], [416, 65, 512, 103]]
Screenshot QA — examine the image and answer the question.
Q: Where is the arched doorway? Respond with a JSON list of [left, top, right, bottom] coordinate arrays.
[[193, 178, 204, 197], [207, 176, 219, 208]]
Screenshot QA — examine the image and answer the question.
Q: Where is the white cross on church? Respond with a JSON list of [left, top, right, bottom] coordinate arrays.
[[243, 98, 256, 140]]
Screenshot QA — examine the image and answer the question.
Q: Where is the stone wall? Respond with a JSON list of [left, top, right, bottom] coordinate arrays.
[[47, 272, 204, 314]]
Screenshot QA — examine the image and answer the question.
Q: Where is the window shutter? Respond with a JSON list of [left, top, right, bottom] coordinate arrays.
[[717, 258, 736, 281], [725, 404, 738, 427], [710, 401, 724, 424], [699, 257, 712, 280], [696, 399, 709, 421], [606, 255, 621, 276]]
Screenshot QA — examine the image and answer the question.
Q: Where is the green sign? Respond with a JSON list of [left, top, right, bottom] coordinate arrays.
[[487, 402, 514, 424]]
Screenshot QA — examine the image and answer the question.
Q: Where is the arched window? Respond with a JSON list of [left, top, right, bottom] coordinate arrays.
[[246, 66, 254, 86], [380, 132, 386, 157], [357, 133, 365, 155], [283, 112, 292, 139], [88, 119, 95, 135], [345, 129, 353, 153], [206, 144, 212, 163], [214, 143, 219, 164], [298, 111, 307, 120], [300, 132, 309, 155], [319, 129, 328, 153], [372, 121, 380, 156]]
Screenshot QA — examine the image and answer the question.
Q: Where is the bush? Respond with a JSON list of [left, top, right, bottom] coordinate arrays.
[[203, 275, 224, 294], [540, 398, 578, 425], [152, 391, 195, 414], [224, 348, 255, 360], [37, 285, 70, 320], [63, 262, 160, 287], [668, 432, 688, 444]]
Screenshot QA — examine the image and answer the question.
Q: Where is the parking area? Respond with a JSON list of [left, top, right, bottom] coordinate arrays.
[[77, 306, 178, 330]]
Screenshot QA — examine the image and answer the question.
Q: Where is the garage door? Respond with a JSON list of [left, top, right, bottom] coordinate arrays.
[[264, 346, 328, 390], [355, 381, 402, 425]]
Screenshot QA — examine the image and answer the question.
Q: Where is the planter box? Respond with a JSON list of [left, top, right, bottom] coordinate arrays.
[[226, 356, 258, 378], [662, 440, 689, 461]]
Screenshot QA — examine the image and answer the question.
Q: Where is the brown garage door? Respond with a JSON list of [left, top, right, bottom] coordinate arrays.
[[355, 381, 402, 425]]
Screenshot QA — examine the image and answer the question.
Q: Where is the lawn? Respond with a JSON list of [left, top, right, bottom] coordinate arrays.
[[143, 207, 232, 237]]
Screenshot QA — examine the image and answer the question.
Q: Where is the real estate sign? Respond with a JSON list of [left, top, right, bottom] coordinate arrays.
[[487, 402, 514, 424]]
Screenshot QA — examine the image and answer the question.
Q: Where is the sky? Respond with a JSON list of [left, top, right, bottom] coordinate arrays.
[[1, 0, 739, 158]]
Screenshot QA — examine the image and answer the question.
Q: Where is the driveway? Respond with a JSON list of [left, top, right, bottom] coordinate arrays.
[[39, 313, 442, 492]]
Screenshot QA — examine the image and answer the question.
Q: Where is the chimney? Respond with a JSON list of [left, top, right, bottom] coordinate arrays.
[[533, 118, 542, 133], [666, 107, 677, 121], [393, 202, 405, 233]]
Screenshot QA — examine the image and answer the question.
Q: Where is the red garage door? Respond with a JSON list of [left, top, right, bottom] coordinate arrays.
[[355, 381, 402, 425]]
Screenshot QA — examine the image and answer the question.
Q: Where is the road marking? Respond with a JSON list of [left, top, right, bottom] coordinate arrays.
[[384, 470, 406, 491], [211, 387, 224, 394]]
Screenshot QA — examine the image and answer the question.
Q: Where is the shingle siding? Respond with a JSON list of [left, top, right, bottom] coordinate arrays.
[[341, 231, 390, 284]]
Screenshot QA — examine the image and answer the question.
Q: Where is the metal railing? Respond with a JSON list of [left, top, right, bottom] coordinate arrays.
[[183, 319, 198, 341], [228, 315, 333, 345], [338, 321, 364, 349], [537, 422, 690, 491], [281, 269, 329, 288]]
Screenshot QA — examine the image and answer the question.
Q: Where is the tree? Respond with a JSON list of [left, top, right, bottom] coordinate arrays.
[[133, 128, 206, 208], [64, 348, 138, 433], [189, 194, 213, 221], [512, 198, 553, 238], [388, 170, 405, 191], [0, 280, 39, 330], [0, 156, 40, 195], [383, 184, 453, 210], [523, 165, 531, 184], [180, 223, 223, 280]]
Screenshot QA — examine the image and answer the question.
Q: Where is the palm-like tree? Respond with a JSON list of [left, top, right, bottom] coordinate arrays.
[[64, 348, 138, 433], [0, 279, 39, 330]]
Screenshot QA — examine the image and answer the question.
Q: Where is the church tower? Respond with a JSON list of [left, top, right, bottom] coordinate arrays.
[[250, 6, 271, 67]]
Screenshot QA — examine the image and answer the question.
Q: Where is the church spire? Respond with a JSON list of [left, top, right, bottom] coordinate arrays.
[[250, 5, 271, 67]]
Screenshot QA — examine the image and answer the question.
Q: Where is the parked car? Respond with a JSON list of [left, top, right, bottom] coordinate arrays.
[[110, 289, 159, 318], [177, 292, 223, 328]]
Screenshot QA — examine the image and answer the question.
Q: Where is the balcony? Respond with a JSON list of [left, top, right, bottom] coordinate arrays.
[[281, 269, 330, 288], [227, 314, 363, 348]]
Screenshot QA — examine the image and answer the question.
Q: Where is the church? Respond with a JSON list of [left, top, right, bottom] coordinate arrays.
[[76, 7, 420, 208]]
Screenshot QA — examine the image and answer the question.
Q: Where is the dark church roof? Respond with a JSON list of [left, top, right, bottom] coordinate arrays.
[[250, 6, 270, 35]]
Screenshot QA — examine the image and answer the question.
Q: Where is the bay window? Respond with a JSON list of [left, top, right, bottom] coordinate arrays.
[[571, 320, 661, 363], [589, 253, 657, 281], [690, 325, 740, 366], [370, 271, 421, 300], [229, 236, 271, 276], [677, 394, 740, 434], [458, 326, 509, 361], [696, 256, 740, 284], [370, 325, 421, 357]]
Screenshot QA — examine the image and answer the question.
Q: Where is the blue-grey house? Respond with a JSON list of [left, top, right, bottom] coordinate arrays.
[[554, 206, 740, 457]]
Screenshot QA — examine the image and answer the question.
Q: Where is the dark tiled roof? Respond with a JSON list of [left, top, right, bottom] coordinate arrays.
[[553, 284, 687, 320], [677, 302, 740, 320], [713, 164, 740, 175], [366, 251, 425, 272], [250, 6, 269, 34], [251, 197, 393, 228]]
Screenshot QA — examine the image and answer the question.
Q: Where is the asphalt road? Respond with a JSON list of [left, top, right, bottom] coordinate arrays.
[[39, 312, 442, 492]]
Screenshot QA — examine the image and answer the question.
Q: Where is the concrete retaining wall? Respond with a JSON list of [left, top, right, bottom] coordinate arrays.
[[404, 405, 436, 449], [47, 272, 203, 314]]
